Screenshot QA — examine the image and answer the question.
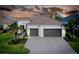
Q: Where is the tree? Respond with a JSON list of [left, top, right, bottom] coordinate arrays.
[[68, 19, 75, 40], [48, 7, 63, 19], [9, 22, 18, 41], [66, 18, 79, 41]]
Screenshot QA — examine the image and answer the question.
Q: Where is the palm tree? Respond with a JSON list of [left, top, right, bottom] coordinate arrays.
[[9, 22, 18, 41], [9, 22, 27, 42]]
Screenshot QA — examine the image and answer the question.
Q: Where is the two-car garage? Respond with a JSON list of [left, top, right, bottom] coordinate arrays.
[[30, 28, 62, 37]]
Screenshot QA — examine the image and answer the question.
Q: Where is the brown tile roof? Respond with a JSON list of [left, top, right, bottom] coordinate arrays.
[[29, 15, 62, 25]]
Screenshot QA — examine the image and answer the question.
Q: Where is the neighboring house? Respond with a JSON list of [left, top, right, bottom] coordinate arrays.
[[0, 16, 15, 30], [16, 15, 65, 37]]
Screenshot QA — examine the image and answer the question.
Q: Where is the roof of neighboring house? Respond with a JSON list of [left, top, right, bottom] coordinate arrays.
[[29, 15, 62, 25], [0, 17, 15, 24], [13, 17, 31, 21]]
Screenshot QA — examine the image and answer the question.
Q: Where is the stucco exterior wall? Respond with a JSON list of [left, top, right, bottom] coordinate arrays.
[[27, 24, 64, 37], [62, 27, 65, 37], [17, 20, 30, 29], [3, 24, 9, 30]]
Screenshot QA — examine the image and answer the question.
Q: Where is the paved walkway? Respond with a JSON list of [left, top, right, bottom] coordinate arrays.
[[18, 32, 26, 38], [24, 37, 76, 54]]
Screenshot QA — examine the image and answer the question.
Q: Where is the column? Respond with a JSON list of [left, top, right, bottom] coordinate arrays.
[[39, 27, 44, 37], [27, 28, 30, 37], [62, 27, 65, 37]]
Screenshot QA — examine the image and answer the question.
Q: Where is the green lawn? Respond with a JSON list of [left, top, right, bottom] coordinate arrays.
[[69, 41, 79, 53], [0, 44, 30, 54], [65, 32, 79, 53], [0, 32, 30, 54], [0, 32, 12, 44]]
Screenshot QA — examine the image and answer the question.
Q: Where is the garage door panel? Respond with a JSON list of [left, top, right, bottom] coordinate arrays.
[[30, 29, 38, 36], [44, 29, 62, 37]]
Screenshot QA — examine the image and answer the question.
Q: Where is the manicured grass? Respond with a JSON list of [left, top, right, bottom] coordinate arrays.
[[69, 41, 79, 53], [0, 44, 30, 54], [0, 32, 12, 44], [0, 32, 30, 54], [65, 35, 79, 53]]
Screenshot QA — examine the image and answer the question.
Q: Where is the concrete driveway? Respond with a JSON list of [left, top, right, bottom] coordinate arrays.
[[24, 37, 76, 54]]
